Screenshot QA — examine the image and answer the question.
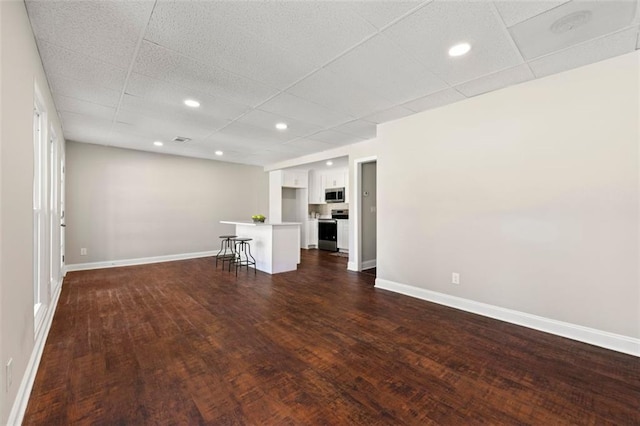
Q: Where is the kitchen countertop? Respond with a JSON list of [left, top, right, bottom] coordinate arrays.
[[220, 220, 301, 226]]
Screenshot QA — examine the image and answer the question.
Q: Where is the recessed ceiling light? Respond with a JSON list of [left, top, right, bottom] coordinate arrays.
[[275, 122, 288, 130], [184, 99, 200, 108], [215, 150, 223, 156], [153, 141, 163, 146], [448, 42, 471, 57], [326, 161, 333, 166]]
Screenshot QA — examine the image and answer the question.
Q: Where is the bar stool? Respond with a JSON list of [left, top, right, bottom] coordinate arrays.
[[229, 237, 256, 276], [215, 235, 237, 268]]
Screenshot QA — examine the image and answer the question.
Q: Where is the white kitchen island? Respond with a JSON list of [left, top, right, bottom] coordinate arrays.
[[220, 221, 301, 274]]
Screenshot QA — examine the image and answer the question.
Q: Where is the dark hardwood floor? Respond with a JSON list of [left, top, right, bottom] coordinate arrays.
[[24, 250, 639, 425]]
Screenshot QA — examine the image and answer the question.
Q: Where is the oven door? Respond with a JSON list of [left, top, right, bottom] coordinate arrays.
[[318, 220, 338, 251]]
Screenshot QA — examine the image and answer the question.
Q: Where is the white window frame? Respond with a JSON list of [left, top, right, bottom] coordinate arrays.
[[33, 86, 49, 335]]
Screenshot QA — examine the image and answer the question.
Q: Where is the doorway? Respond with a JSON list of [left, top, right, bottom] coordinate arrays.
[[352, 156, 377, 273]]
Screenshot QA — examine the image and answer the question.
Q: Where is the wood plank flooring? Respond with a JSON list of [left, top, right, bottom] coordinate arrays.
[[24, 250, 639, 425]]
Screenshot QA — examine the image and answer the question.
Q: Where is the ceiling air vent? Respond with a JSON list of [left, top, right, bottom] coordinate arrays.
[[172, 136, 191, 143]]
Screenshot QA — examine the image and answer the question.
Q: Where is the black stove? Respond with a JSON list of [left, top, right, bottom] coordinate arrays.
[[318, 209, 348, 251]]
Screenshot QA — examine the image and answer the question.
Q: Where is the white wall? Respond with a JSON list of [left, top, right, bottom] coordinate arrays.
[[282, 187, 298, 221], [0, 2, 65, 423], [378, 51, 640, 340], [65, 142, 268, 265]]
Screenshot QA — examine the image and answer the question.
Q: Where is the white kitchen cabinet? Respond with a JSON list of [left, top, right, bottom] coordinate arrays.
[[323, 170, 346, 189], [337, 219, 349, 251], [324, 169, 349, 203], [310, 168, 349, 204], [308, 170, 324, 204], [281, 170, 308, 188], [305, 219, 318, 248]]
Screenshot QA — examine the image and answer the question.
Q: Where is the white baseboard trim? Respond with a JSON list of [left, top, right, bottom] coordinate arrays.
[[347, 259, 376, 272], [375, 278, 639, 357], [361, 259, 376, 270], [65, 250, 218, 272], [7, 280, 63, 425]]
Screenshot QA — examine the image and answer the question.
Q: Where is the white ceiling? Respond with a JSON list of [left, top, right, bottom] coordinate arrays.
[[26, 0, 640, 167]]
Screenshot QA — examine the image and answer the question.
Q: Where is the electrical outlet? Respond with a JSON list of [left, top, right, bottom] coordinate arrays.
[[6, 358, 13, 391], [80, 248, 87, 256], [452, 272, 460, 285]]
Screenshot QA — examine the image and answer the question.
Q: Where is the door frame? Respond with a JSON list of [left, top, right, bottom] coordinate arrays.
[[350, 155, 377, 272]]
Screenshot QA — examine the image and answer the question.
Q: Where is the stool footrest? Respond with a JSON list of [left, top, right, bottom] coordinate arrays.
[[227, 238, 257, 276]]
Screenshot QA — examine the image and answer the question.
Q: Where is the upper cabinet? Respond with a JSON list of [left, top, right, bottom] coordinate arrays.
[[324, 170, 346, 189], [308, 167, 349, 204], [279, 170, 308, 188]]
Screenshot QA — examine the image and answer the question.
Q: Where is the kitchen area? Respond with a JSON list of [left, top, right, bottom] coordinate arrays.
[[269, 156, 351, 257]]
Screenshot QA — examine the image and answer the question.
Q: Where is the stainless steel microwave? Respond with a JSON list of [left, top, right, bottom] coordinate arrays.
[[325, 187, 345, 203]]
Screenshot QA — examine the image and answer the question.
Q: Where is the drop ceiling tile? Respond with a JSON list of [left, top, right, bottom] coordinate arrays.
[[209, 150, 246, 161], [133, 41, 278, 107], [529, 26, 639, 78], [55, 95, 116, 121], [116, 110, 224, 141], [195, 1, 380, 67], [332, 120, 377, 140], [509, 1, 637, 60], [37, 41, 127, 91], [145, 1, 318, 89], [363, 106, 416, 124], [383, 0, 523, 85], [198, 139, 246, 157], [236, 109, 323, 138], [103, 129, 199, 156], [118, 94, 230, 133], [145, 139, 235, 162], [258, 92, 354, 128], [266, 142, 310, 155], [341, 1, 425, 30], [325, 34, 448, 105], [247, 149, 294, 163], [125, 73, 250, 122], [48, 73, 122, 107], [402, 88, 467, 113], [209, 122, 294, 148], [60, 111, 113, 143], [493, 1, 569, 27], [203, 131, 263, 151], [104, 123, 162, 146], [60, 110, 113, 128], [307, 129, 365, 146], [64, 131, 111, 147], [232, 155, 266, 166], [287, 68, 395, 118], [111, 121, 182, 145], [26, 0, 154, 68], [283, 138, 334, 154], [456, 64, 534, 97]]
